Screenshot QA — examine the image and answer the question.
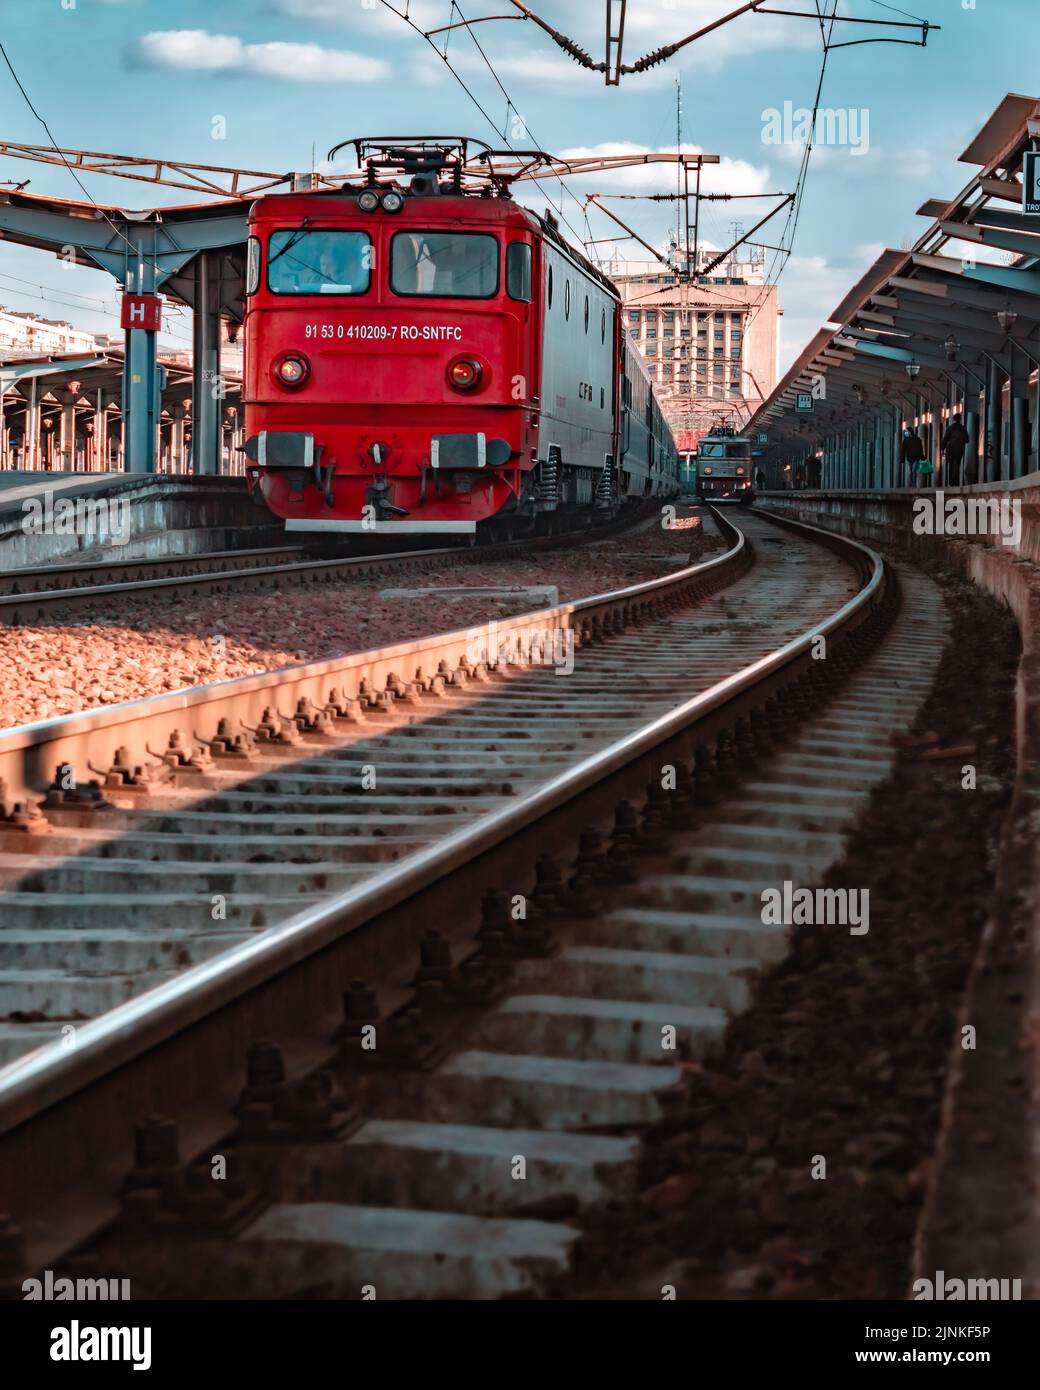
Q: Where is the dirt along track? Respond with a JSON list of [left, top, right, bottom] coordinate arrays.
[[0, 507, 723, 729]]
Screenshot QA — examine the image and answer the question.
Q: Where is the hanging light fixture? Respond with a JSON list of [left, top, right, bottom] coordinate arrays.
[[906, 357, 921, 380], [944, 332, 960, 361], [996, 305, 1018, 334]]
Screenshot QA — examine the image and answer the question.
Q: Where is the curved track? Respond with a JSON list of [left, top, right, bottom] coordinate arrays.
[[0, 507, 949, 1294]]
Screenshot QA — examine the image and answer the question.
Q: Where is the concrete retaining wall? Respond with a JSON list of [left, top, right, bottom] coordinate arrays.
[[0, 475, 281, 568], [756, 485, 1040, 1297]]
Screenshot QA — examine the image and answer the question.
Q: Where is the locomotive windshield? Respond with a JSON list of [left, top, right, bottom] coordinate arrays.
[[391, 231, 499, 298], [267, 230, 371, 295], [698, 440, 751, 460]]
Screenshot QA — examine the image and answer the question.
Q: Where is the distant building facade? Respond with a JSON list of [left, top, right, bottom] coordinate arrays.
[[608, 247, 780, 450], [0, 308, 98, 357]]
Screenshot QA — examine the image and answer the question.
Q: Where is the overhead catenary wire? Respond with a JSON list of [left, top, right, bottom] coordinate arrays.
[[613, 0, 840, 431], [378, 0, 595, 253], [0, 38, 139, 262]]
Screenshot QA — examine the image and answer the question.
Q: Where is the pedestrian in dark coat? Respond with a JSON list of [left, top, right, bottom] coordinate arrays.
[[942, 415, 969, 486]]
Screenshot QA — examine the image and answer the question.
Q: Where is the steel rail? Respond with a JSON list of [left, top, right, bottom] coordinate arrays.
[[0, 514, 745, 808], [0, 503, 668, 623], [0, 510, 879, 1149], [0, 545, 306, 596]]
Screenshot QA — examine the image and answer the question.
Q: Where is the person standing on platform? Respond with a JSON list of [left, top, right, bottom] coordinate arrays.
[[900, 427, 925, 487], [942, 415, 969, 487]]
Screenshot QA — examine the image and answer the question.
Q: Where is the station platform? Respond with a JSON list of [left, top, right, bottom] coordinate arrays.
[[0, 471, 279, 568], [0, 471, 124, 511]]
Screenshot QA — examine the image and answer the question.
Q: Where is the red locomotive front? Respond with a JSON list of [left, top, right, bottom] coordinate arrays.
[[243, 145, 542, 536]]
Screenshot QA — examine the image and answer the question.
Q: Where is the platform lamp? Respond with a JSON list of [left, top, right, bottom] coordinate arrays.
[[905, 357, 921, 381], [943, 332, 960, 361], [995, 304, 1018, 335]]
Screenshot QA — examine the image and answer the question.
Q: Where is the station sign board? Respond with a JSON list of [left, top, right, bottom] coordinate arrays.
[[757, 432, 768, 444], [121, 294, 164, 332], [1024, 151, 1040, 215], [794, 392, 814, 413]]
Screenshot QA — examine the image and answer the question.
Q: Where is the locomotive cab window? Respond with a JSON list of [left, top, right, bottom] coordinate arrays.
[[246, 237, 261, 295], [267, 229, 371, 296], [506, 242, 532, 302], [391, 232, 498, 298]]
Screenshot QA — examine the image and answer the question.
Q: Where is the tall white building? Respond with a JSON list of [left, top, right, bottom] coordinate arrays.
[[607, 246, 780, 450], [0, 308, 98, 357]]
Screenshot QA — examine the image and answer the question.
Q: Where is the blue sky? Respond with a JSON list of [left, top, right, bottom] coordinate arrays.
[[0, 0, 1036, 368]]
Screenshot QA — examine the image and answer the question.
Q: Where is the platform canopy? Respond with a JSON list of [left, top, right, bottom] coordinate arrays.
[[0, 187, 247, 475], [750, 93, 1040, 488]]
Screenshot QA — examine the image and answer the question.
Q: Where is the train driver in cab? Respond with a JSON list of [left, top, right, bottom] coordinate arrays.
[[317, 237, 367, 293]]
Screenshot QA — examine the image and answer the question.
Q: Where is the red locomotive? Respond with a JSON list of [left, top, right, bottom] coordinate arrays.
[[243, 138, 678, 538]]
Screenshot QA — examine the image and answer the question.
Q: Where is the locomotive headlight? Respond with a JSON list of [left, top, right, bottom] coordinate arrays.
[[357, 189, 380, 213], [736, 466, 745, 475], [381, 190, 405, 213], [273, 353, 310, 389], [447, 355, 483, 391], [702, 466, 713, 475]]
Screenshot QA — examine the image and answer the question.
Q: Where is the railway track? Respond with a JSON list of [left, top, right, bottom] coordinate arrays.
[[0, 506, 949, 1297], [0, 545, 308, 597], [0, 506, 662, 625]]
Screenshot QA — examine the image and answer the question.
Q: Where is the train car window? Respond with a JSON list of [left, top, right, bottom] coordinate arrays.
[[600, 386, 605, 409], [564, 280, 571, 320], [267, 229, 371, 295], [506, 242, 532, 302], [547, 263, 553, 308], [391, 232, 498, 298], [246, 237, 261, 295], [584, 295, 590, 333], [601, 307, 607, 343]]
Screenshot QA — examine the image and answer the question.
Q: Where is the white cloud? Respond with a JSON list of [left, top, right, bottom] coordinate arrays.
[[273, 0, 446, 35], [409, 43, 645, 92], [276, 0, 814, 81], [892, 147, 932, 180], [776, 253, 858, 373], [128, 30, 390, 83], [770, 138, 932, 183], [557, 142, 772, 198]]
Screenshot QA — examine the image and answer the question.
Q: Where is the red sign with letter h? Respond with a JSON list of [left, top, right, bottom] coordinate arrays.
[[121, 294, 163, 332]]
